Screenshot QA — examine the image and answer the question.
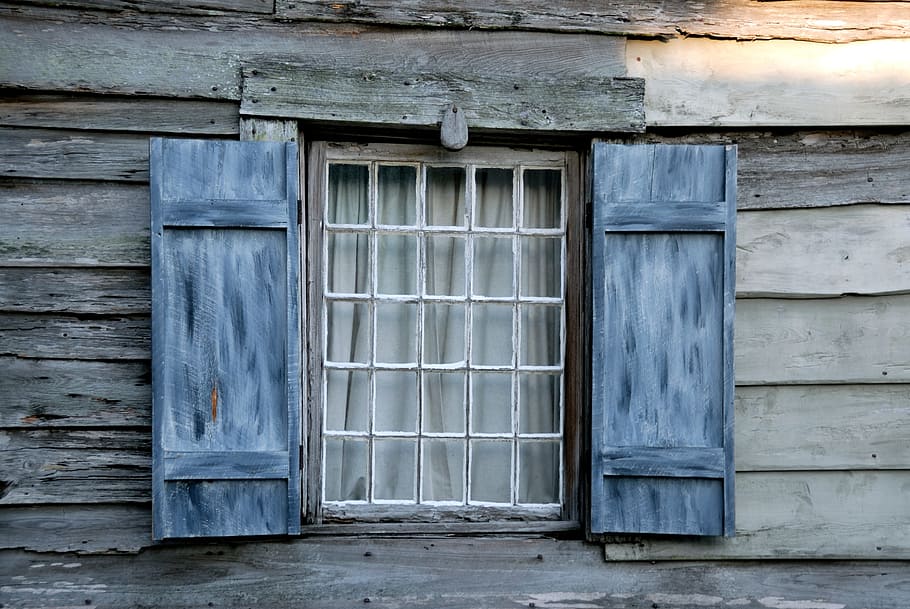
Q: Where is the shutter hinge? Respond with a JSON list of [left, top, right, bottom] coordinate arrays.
[[297, 198, 303, 222], [299, 444, 304, 466]]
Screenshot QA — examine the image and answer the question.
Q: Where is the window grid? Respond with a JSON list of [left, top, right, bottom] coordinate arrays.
[[322, 158, 566, 509]]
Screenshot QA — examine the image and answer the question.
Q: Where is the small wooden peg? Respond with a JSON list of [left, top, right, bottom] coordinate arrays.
[[440, 104, 468, 150]]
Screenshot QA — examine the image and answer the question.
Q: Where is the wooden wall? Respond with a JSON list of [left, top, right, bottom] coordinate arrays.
[[2, 0, 910, 596]]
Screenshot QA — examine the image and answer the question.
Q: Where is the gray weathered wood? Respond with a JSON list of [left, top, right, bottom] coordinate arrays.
[[14, 0, 274, 14], [0, 505, 151, 554], [275, 0, 910, 43], [239, 117, 299, 142], [151, 138, 301, 538], [735, 294, 910, 384], [0, 128, 148, 182], [0, 357, 150, 428], [736, 384, 910, 471], [0, 181, 150, 267], [0, 314, 149, 360], [241, 61, 644, 133], [0, 14, 626, 100], [0, 95, 239, 134], [0, 268, 150, 314]]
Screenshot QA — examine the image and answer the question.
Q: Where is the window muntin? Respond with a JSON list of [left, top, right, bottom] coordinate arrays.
[[319, 147, 567, 518]]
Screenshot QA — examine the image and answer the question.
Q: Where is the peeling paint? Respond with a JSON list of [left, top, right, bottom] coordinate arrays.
[[523, 592, 608, 608], [727, 599, 752, 607], [647, 593, 723, 606], [759, 598, 846, 609]]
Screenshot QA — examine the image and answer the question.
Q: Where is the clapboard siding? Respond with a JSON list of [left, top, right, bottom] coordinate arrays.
[[0, 95, 240, 135], [0, 181, 150, 267], [0, 315, 149, 360], [0, 357, 150, 429], [14, 0, 274, 14], [0, 268, 150, 315]]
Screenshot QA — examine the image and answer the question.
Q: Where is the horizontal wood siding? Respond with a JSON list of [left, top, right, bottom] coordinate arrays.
[[15, 0, 275, 14]]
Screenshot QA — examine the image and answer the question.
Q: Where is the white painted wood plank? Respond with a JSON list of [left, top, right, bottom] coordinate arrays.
[[628, 38, 910, 127]]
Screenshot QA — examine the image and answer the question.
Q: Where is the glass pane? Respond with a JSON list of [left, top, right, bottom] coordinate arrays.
[[520, 237, 562, 298], [327, 232, 369, 294], [324, 438, 368, 501], [375, 303, 417, 364], [519, 441, 559, 504], [425, 235, 465, 296], [520, 305, 561, 366], [325, 369, 369, 432], [519, 373, 560, 434], [326, 301, 370, 363], [328, 164, 369, 225], [374, 439, 416, 501], [375, 371, 418, 432], [473, 237, 513, 297], [423, 372, 465, 433], [426, 166, 466, 227], [423, 304, 465, 365], [377, 234, 417, 295], [422, 439, 465, 502], [471, 304, 513, 366], [475, 168, 513, 228], [523, 169, 561, 229], [470, 440, 511, 503], [471, 372, 512, 434], [378, 165, 416, 226]]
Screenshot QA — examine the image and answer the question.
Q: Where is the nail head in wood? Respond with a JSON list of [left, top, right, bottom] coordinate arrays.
[[440, 104, 468, 151]]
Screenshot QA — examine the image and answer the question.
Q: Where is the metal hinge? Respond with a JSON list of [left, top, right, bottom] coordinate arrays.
[[297, 198, 303, 222], [299, 444, 304, 466]]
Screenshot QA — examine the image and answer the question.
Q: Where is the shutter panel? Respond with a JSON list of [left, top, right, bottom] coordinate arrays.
[[590, 144, 736, 537], [150, 138, 301, 539]]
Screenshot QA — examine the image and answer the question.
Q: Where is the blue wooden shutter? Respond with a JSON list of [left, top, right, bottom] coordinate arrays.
[[590, 144, 736, 537], [150, 138, 301, 539]]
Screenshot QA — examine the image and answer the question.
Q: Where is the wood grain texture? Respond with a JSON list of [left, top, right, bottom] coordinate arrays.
[[241, 61, 645, 133], [0, 14, 625, 100], [0, 94, 239, 134], [737, 205, 910, 297], [0, 268, 150, 314], [735, 295, 910, 384], [239, 117, 299, 142], [0, 357, 150, 429], [17, 0, 274, 13], [0, 181, 150, 267], [0, 128, 148, 182], [276, 0, 910, 42], [0, 314, 149, 360], [628, 38, 910, 127], [0, 504, 151, 554]]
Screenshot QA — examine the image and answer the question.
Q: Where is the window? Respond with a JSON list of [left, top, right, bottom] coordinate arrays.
[[308, 143, 577, 522]]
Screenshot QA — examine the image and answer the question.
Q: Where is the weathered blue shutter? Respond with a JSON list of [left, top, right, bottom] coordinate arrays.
[[591, 144, 736, 537], [150, 138, 301, 539]]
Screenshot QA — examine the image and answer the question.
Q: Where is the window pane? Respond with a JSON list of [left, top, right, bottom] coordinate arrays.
[[423, 304, 465, 365], [521, 237, 562, 298], [326, 301, 370, 363], [375, 303, 417, 364], [375, 439, 417, 501], [324, 438, 368, 501], [523, 169, 561, 229], [426, 166, 466, 227], [519, 441, 559, 504], [520, 305, 561, 366], [328, 164, 369, 225], [519, 373, 560, 434], [471, 304, 513, 366], [377, 234, 417, 295], [325, 369, 369, 432], [423, 439, 464, 502], [378, 165, 416, 226], [423, 372, 465, 433], [473, 237, 513, 297], [475, 168, 513, 228], [375, 371, 418, 432], [327, 232, 369, 294], [471, 372, 512, 434], [425, 236, 465, 296], [470, 440, 511, 503]]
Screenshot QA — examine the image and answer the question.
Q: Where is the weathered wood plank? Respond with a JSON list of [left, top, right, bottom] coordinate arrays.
[[735, 295, 910, 384], [241, 61, 644, 133], [0, 314, 149, 360], [736, 385, 910, 471], [0, 504, 151, 554], [628, 38, 910, 127], [276, 0, 910, 43], [0, 180, 150, 267], [0, 357, 150, 428], [0, 128, 148, 182], [0, 429, 150, 505], [14, 0, 273, 14], [0, 268, 150, 314], [737, 205, 910, 297], [2, 526, 909, 609], [239, 117, 299, 142], [605, 471, 910, 560], [0, 95, 239, 134], [0, 15, 625, 100]]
